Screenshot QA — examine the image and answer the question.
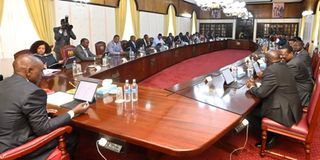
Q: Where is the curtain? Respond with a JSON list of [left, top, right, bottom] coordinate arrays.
[[311, 2, 320, 51], [130, 0, 140, 38], [299, 16, 305, 38], [116, 0, 127, 39], [164, 5, 176, 36], [0, 0, 4, 25], [24, 0, 55, 45], [191, 11, 197, 34]]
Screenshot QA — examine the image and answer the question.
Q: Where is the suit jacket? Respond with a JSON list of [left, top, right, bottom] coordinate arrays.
[[287, 57, 314, 106], [128, 40, 138, 53], [53, 27, 76, 60], [34, 53, 58, 68], [0, 74, 71, 154], [250, 62, 302, 127], [295, 49, 312, 77], [74, 45, 95, 61]]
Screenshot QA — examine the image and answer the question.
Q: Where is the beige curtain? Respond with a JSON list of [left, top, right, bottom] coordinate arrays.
[[299, 16, 306, 38], [24, 0, 55, 45], [130, 0, 140, 38], [164, 5, 176, 36], [311, 2, 320, 51], [116, 0, 127, 39], [191, 11, 197, 34], [0, 0, 4, 25]]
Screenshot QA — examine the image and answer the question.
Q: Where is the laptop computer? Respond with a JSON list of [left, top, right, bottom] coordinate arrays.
[[221, 68, 244, 89], [61, 80, 98, 110]]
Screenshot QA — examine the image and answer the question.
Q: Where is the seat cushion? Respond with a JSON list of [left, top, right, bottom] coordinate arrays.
[[262, 113, 309, 136], [46, 147, 62, 160]]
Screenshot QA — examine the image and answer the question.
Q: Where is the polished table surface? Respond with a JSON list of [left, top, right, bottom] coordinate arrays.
[[166, 58, 260, 115], [40, 40, 258, 157]]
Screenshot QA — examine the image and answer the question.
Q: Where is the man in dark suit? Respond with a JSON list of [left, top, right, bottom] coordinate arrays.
[[246, 50, 302, 127], [280, 45, 314, 106], [182, 32, 191, 44], [53, 18, 76, 60], [293, 39, 312, 77], [128, 35, 138, 53], [0, 54, 89, 159], [74, 38, 96, 61], [165, 33, 174, 48]]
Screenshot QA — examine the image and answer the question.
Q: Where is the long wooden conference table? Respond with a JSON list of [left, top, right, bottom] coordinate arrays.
[[42, 39, 260, 159]]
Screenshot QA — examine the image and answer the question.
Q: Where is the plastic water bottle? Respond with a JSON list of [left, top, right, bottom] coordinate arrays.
[[124, 80, 131, 102], [93, 57, 96, 66], [247, 58, 254, 78], [72, 60, 77, 76], [131, 79, 138, 101]]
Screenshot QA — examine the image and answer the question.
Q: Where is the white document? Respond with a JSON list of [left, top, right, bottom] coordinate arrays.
[[47, 92, 74, 106], [222, 69, 234, 85], [43, 69, 61, 76]]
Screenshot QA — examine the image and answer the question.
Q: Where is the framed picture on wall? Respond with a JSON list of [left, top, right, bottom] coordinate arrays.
[[272, 3, 285, 18], [211, 9, 221, 18]]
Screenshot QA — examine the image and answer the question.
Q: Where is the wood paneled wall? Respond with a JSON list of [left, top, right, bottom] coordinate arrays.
[[80, 0, 197, 16], [63, 0, 312, 19]]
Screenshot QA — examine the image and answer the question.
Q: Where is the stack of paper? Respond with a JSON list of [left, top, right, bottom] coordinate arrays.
[[47, 92, 74, 106]]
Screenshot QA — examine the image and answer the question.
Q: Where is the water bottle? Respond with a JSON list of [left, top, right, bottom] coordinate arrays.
[[93, 57, 96, 66], [124, 80, 131, 102], [131, 79, 138, 101], [72, 60, 77, 76], [247, 58, 254, 78], [102, 56, 107, 67]]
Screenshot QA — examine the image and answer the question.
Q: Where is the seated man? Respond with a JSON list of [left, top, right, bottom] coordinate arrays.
[[106, 35, 124, 55], [165, 33, 174, 48], [128, 35, 138, 54], [292, 39, 312, 77], [246, 50, 302, 147], [280, 45, 314, 106], [74, 38, 96, 61], [152, 33, 166, 52], [0, 54, 89, 159]]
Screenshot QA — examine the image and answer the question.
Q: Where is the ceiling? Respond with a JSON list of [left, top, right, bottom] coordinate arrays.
[[184, 0, 303, 4]]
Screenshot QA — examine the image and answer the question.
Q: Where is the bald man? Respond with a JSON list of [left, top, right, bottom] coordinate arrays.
[[0, 54, 89, 159], [246, 50, 302, 127]]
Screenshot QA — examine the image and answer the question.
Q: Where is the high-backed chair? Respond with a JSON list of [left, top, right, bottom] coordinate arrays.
[[14, 49, 31, 59], [121, 40, 128, 51], [0, 74, 3, 81], [260, 73, 320, 160], [95, 41, 106, 57], [60, 45, 76, 61], [313, 57, 320, 80], [311, 47, 319, 72], [0, 126, 72, 160]]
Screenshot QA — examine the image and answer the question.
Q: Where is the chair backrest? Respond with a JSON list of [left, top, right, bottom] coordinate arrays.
[[311, 48, 319, 71], [313, 58, 320, 80], [121, 40, 128, 51], [95, 41, 106, 56], [306, 74, 320, 142], [14, 49, 31, 59], [60, 45, 76, 61]]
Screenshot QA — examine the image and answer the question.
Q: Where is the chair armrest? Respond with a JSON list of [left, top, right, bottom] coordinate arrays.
[[0, 126, 72, 160]]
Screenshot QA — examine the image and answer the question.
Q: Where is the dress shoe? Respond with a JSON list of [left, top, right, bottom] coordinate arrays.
[[255, 136, 277, 149]]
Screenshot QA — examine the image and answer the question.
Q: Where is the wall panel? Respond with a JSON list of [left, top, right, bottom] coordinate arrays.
[[139, 12, 164, 38]]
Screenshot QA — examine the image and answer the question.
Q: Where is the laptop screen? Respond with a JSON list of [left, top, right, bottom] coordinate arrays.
[[221, 68, 234, 85], [74, 81, 98, 102]]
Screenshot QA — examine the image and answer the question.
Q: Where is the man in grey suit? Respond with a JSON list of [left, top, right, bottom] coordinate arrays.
[[0, 54, 89, 159], [246, 50, 302, 127], [53, 18, 76, 60], [293, 39, 312, 77], [280, 45, 314, 106], [74, 38, 96, 61]]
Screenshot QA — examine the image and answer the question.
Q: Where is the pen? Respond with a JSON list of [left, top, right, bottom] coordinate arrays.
[[68, 81, 76, 88]]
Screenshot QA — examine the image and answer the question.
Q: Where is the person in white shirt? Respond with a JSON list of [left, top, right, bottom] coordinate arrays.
[[106, 35, 125, 55]]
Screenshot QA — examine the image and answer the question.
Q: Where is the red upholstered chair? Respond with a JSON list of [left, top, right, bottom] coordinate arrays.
[[260, 73, 320, 160], [313, 57, 320, 80], [311, 47, 319, 72], [60, 45, 76, 61], [0, 126, 72, 160], [121, 40, 128, 51], [14, 49, 31, 59], [95, 41, 106, 57]]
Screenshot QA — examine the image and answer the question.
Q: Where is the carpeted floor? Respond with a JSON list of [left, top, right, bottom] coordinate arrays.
[[91, 49, 320, 160], [140, 49, 251, 89]]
